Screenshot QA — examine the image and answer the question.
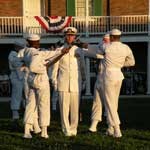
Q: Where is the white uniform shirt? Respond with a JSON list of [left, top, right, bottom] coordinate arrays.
[[8, 50, 24, 80], [21, 47, 62, 88], [103, 41, 135, 81], [51, 45, 86, 92]]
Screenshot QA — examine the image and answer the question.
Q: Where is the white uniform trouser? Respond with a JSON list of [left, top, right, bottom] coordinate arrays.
[[104, 79, 122, 126], [59, 91, 79, 134], [24, 72, 29, 102], [91, 81, 104, 122], [10, 78, 23, 110], [24, 81, 50, 127], [24, 88, 38, 125]]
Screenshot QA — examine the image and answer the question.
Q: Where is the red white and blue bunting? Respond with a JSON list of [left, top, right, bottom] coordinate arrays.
[[34, 16, 72, 32]]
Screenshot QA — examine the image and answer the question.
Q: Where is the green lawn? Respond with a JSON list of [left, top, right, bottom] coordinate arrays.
[[0, 97, 150, 150]]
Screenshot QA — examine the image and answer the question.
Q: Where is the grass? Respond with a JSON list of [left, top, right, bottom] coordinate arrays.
[[0, 97, 150, 150]]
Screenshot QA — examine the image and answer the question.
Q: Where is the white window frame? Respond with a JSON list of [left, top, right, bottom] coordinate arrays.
[[75, 0, 86, 16], [75, 0, 93, 17]]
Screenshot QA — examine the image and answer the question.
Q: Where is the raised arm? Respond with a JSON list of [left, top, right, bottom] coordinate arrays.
[[124, 47, 135, 67]]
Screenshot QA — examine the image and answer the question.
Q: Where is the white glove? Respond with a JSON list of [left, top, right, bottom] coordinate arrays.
[[52, 81, 57, 91], [54, 84, 57, 91]]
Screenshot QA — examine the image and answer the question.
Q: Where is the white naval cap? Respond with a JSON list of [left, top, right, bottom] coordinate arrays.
[[63, 27, 77, 35], [103, 33, 110, 39], [27, 34, 40, 41], [110, 29, 121, 36]]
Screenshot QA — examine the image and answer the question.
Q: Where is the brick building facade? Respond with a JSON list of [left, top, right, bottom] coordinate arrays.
[[0, 0, 148, 16], [109, 0, 148, 15], [0, 0, 22, 16], [49, 0, 66, 16], [49, 0, 148, 16]]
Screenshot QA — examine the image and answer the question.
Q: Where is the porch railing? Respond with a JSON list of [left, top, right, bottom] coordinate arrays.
[[0, 15, 149, 37], [0, 17, 23, 36]]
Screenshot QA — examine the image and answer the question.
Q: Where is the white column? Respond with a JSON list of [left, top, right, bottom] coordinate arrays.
[[22, 0, 27, 36], [85, 58, 91, 95], [149, 0, 150, 35], [85, 0, 90, 95], [147, 1, 150, 94], [147, 42, 150, 94], [149, 0, 150, 16], [85, 0, 89, 37], [85, 0, 89, 17]]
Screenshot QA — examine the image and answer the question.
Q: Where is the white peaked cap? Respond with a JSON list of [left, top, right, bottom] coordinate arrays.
[[63, 27, 77, 35], [27, 34, 40, 41], [103, 33, 110, 38], [110, 29, 121, 35]]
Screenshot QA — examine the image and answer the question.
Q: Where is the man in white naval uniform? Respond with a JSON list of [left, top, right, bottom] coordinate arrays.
[[23, 34, 70, 139], [89, 34, 110, 132], [51, 27, 86, 136], [8, 42, 25, 120], [86, 29, 135, 138], [17, 46, 30, 106], [102, 29, 135, 138]]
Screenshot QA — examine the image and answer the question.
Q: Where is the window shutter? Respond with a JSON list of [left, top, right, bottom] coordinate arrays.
[[66, 0, 75, 16], [93, 0, 103, 16]]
